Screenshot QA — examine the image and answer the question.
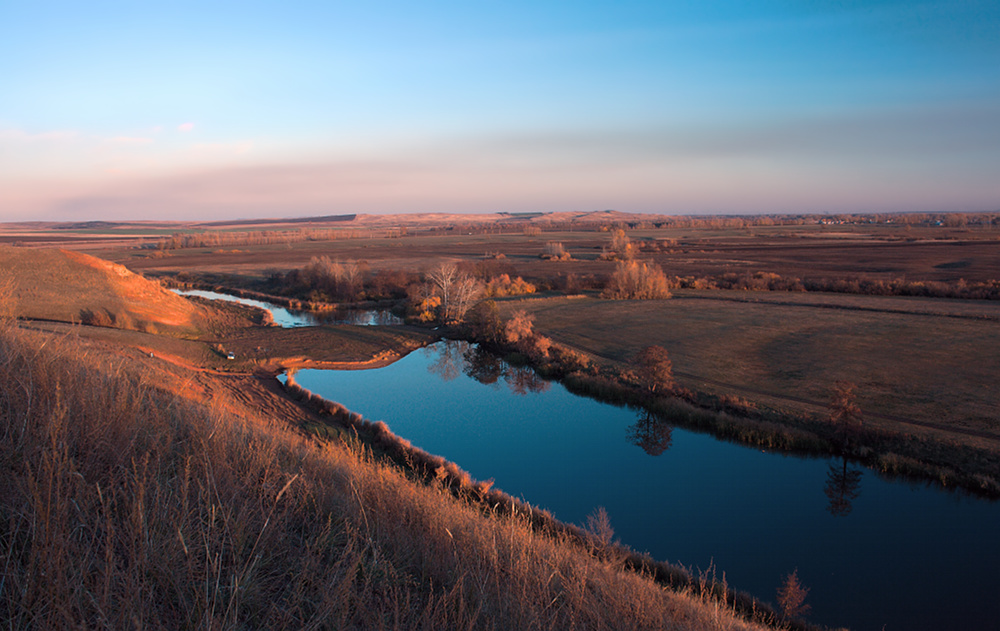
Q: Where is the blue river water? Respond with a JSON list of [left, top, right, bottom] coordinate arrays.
[[291, 341, 1000, 631]]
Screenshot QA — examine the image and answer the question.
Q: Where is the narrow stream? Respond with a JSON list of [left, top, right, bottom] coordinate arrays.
[[171, 289, 401, 327], [291, 341, 1000, 631]]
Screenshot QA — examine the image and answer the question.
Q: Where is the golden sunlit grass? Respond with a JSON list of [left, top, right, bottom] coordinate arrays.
[[0, 246, 206, 336], [0, 322, 781, 631]]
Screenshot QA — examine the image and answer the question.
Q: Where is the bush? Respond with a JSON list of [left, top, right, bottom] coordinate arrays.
[[541, 242, 571, 261], [484, 274, 536, 297], [79, 307, 116, 327]]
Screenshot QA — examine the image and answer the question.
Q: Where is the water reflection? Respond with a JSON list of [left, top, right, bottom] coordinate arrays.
[[628, 409, 674, 456], [425, 341, 551, 395], [314, 309, 403, 326], [824, 455, 863, 517], [463, 345, 505, 385], [426, 340, 465, 381]]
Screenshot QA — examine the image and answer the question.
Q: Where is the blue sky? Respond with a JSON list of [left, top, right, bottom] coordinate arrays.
[[2, 0, 998, 220]]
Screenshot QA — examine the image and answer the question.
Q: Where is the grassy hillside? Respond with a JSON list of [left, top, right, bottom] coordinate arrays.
[[0, 321, 782, 631], [0, 245, 206, 336]]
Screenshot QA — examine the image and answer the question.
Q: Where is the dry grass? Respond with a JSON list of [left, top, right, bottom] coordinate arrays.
[[0, 246, 206, 336], [0, 322, 775, 631], [509, 293, 1000, 442]]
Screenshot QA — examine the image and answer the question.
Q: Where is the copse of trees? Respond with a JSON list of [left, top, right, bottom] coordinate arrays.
[[599, 229, 636, 261], [602, 261, 672, 300], [664, 270, 1000, 301], [275, 260, 418, 304], [296, 256, 365, 301]]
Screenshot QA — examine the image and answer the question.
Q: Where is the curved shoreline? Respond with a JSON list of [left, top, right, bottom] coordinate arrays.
[[276, 369, 820, 631]]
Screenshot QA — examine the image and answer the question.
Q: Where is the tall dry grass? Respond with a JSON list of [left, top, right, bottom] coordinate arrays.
[[0, 323, 780, 631]]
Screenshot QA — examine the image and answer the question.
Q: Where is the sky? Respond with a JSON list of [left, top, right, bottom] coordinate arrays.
[[2, 0, 999, 221]]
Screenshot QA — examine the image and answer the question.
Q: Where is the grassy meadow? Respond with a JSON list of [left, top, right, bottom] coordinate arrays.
[[504, 293, 1000, 440]]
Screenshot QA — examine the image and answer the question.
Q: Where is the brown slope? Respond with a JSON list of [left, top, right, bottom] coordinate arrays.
[[0, 245, 206, 335]]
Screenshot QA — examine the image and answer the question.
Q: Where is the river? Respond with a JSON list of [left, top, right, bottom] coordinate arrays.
[[290, 340, 1000, 631]]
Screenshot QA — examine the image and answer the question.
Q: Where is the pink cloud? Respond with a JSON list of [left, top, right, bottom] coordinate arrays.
[[177, 122, 195, 132]]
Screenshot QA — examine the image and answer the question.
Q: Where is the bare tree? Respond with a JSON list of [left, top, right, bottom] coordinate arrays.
[[427, 262, 458, 321], [830, 381, 863, 449], [636, 345, 674, 394], [301, 256, 364, 300], [451, 274, 483, 322]]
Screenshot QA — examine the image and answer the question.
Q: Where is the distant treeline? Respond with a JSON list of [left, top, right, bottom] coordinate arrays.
[[669, 271, 1000, 301], [426, 211, 1000, 234]]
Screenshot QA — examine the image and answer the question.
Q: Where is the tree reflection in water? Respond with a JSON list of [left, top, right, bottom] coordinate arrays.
[[426, 341, 551, 395], [462, 344, 505, 385], [505, 365, 550, 395], [627, 409, 674, 456], [426, 340, 467, 381], [824, 456, 863, 517]]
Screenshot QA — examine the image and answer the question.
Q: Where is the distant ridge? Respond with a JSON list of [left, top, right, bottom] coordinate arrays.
[[198, 214, 357, 227], [54, 221, 125, 230]]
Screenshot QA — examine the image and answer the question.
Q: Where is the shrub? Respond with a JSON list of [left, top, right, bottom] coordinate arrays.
[[79, 307, 116, 327], [504, 310, 535, 344], [541, 242, 571, 261], [777, 569, 811, 619], [484, 274, 536, 297]]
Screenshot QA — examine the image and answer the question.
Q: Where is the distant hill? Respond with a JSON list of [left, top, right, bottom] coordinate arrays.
[[0, 246, 206, 335]]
